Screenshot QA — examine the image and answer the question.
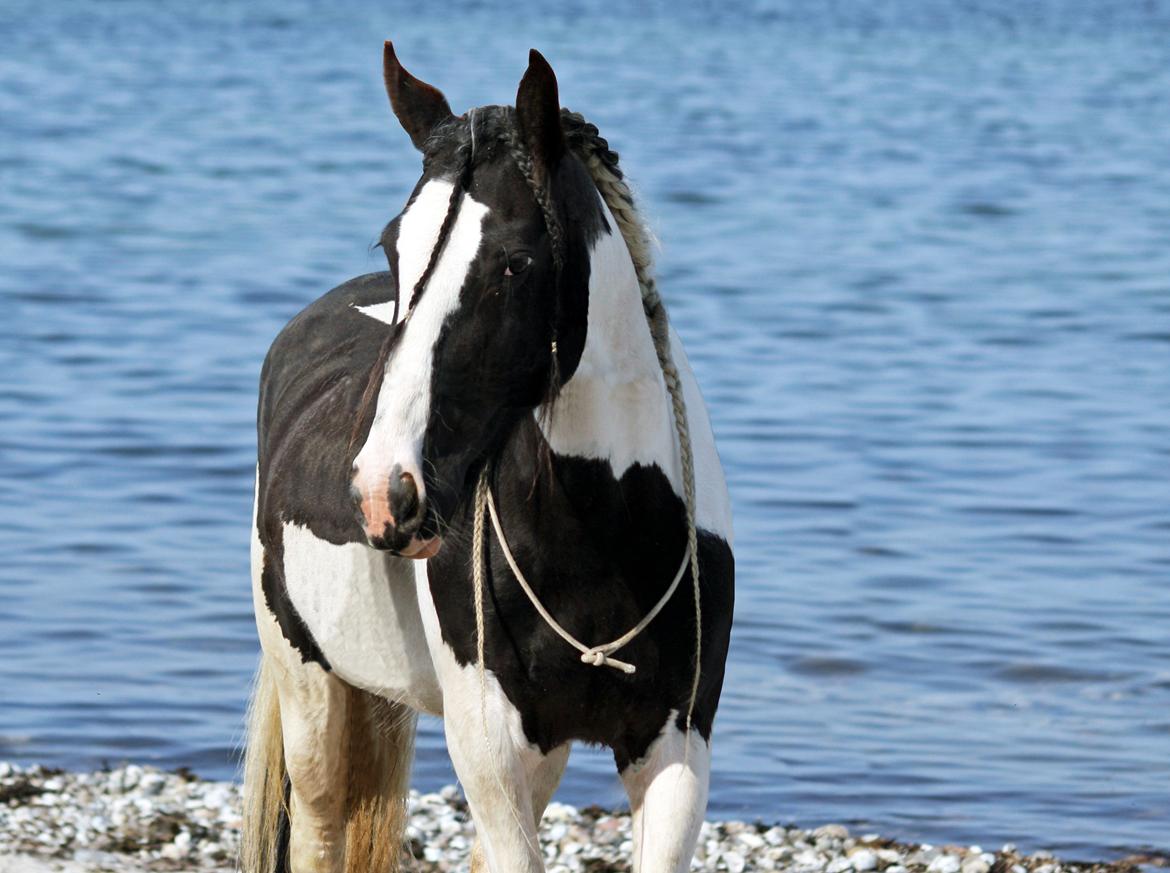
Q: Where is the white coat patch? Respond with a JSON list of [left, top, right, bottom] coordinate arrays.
[[537, 201, 733, 540], [279, 522, 441, 713], [351, 300, 399, 325]]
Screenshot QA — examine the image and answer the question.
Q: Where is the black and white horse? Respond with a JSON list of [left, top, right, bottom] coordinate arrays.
[[244, 44, 734, 873]]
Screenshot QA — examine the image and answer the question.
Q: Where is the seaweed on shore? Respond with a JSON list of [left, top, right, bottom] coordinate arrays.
[[0, 775, 44, 805]]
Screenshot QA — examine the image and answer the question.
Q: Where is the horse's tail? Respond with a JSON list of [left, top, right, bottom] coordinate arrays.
[[241, 657, 287, 873], [240, 656, 418, 872]]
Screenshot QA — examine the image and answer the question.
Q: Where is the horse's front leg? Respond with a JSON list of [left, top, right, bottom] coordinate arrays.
[[468, 742, 570, 873], [441, 673, 551, 873], [272, 660, 350, 873], [619, 719, 712, 873]]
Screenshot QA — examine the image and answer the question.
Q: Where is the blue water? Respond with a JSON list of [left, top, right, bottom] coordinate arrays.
[[2, 0, 1168, 860]]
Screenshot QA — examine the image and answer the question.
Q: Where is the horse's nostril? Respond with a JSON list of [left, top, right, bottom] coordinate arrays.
[[388, 469, 423, 531]]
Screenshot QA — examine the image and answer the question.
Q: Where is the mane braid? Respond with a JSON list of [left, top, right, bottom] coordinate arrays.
[[503, 121, 569, 480], [559, 108, 706, 742], [505, 128, 566, 274]]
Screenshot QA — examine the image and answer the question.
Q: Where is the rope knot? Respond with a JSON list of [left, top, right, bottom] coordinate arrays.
[[580, 649, 637, 674]]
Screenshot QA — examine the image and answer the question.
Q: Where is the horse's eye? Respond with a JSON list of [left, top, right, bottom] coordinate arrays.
[[504, 253, 533, 278]]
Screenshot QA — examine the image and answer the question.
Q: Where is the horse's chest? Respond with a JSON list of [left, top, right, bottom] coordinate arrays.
[[419, 555, 694, 764]]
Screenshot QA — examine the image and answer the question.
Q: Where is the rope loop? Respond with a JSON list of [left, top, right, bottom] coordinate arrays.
[[580, 650, 636, 674], [475, 469, 688, 679]]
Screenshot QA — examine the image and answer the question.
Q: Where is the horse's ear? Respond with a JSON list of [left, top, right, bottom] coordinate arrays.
[[515, 49, 566, 180], [383, 41, 454, 151]]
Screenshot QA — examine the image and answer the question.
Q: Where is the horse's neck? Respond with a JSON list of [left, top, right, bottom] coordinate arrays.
[[509, 206, 734, 549], [535, 218, 678, 482]]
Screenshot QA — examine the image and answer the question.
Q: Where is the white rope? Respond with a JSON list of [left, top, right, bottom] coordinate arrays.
[[478, 470, 690, 675], [472, 473, 491, 738]]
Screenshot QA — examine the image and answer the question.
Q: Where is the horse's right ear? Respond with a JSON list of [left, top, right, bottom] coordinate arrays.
[[383, 41, 454, 150], [515, 49, 565, 181]]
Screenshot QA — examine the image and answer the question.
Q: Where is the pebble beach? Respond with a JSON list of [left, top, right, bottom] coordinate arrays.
[[1, 764, 1160, 873]]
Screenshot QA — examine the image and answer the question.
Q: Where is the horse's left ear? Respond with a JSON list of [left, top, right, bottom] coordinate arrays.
[[516, 49, 566, 180], [383, 41, 454, 151]]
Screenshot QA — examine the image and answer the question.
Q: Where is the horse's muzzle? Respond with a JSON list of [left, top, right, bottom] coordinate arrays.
[[350, 463, 440, 558]]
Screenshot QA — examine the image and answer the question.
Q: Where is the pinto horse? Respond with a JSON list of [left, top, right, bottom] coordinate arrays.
[[243, 43, 734, 873]]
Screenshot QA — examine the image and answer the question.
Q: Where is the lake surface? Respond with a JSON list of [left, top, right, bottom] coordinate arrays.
[[1, 0, 1168, 860]]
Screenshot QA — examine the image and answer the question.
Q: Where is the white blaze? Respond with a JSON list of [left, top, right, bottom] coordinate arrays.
[[353, 179, 489, 488]]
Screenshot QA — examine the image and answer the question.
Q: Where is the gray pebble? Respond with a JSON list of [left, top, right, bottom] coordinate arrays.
[[962, 857, 991, 873], [827, 855, 854, 873]]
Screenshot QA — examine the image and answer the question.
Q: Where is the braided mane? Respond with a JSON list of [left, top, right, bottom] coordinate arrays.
[[514, 109, 706, 738]]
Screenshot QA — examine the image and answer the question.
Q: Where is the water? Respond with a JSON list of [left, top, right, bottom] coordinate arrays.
[[2, 0, 1168, 860]]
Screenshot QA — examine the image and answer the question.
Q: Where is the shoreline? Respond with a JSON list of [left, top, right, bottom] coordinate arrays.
[[0, 763, 1163, 873]]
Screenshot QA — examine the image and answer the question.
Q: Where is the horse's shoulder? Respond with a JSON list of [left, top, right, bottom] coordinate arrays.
[[256, 272, 399, 544], [261, 272, 397, 385]]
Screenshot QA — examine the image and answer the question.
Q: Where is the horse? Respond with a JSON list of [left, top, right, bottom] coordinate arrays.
[[243, 42, 735, 873]]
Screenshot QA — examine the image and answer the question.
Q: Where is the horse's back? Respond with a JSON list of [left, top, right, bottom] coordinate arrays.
[[256, 271, 399, 545]]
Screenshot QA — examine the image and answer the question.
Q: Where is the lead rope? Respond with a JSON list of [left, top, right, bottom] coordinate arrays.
[[585, 154, 702, 734]]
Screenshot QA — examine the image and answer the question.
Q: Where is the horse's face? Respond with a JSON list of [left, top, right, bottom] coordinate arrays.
[[351, 45, 595, 557]]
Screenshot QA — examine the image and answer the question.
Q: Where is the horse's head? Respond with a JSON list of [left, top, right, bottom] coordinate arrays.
[[351, 44, 603, 557]]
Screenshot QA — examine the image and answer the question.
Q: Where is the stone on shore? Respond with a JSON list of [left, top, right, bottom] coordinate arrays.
[[0, 763, 1158, 873]]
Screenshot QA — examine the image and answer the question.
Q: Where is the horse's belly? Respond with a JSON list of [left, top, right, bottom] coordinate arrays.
[[280, 522, 442, 714]]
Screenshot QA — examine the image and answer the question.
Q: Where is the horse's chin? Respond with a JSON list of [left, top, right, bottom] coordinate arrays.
[[399, 536, 441, 560]]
